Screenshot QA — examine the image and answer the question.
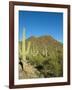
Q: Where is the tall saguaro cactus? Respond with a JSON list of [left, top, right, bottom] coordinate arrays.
[[22, 28, 26, 61], [20, 28, 31, 62]]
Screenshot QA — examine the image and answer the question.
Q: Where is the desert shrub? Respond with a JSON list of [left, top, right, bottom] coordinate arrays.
[[26, 49, 63, 78]]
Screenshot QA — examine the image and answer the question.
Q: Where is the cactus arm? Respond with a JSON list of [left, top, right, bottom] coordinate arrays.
[[26, 41, 31, 55]]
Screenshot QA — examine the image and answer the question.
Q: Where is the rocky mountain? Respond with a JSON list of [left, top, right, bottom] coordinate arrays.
[[19, 35, 63, 78], [26, 35, 63, 57]]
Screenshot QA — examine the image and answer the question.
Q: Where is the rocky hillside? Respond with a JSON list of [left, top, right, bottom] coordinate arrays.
[[19, 35, 63, 79]]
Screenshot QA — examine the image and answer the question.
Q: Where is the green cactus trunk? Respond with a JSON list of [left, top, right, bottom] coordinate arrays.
[[22, 28, 26, 61], [21, 28, 31, 61]]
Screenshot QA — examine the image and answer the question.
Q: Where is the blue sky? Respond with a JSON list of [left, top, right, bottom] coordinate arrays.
[[19, 11, 63, 43]]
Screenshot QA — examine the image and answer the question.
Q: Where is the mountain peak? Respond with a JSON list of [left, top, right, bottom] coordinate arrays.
[[28, 35, 54, 40], [39, 35, 54, 39]]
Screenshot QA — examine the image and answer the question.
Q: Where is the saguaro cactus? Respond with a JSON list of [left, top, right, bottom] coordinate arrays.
[[22, 28, 26, 61], [20, 28, 31, 61]]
